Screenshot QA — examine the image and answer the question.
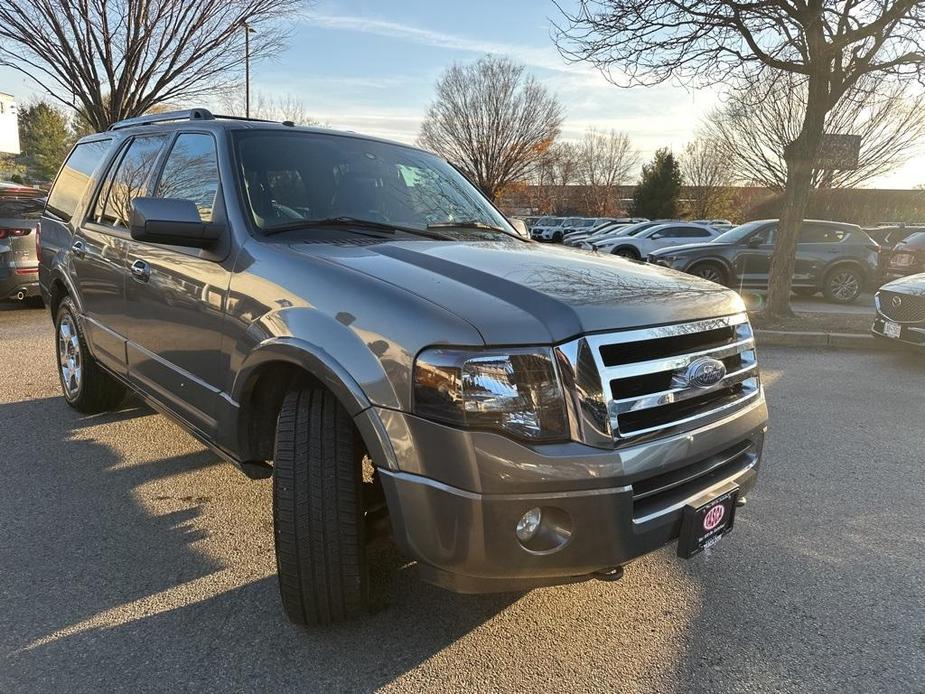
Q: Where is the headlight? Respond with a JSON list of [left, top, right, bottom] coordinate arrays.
[[413, 347, 569, 441]]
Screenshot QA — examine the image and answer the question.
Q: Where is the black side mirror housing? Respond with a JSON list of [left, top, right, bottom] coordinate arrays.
[[130, 197, 223, 247]]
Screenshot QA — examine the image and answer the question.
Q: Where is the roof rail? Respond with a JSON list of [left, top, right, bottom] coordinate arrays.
[[108, 108, 215, 131]]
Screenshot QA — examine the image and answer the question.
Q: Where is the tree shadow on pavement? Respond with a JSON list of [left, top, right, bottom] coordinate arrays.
[[0, 395, 518, 693]]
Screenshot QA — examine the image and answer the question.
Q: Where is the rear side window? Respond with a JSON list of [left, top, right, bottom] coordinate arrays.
[[46, 139, 112, 222], [800, 226, 847, 243], [155, 133, 220, 222], [94, 135, 168, 228]]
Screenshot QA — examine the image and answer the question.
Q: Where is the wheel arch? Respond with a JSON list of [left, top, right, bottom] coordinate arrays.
[[687, 256, 734, 280], [231, 339, 398, 471]]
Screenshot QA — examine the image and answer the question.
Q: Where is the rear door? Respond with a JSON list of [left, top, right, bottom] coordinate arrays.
[[122, 131, 231, 436], [795, 224, 847, 286], [74, 134, 169, 374]]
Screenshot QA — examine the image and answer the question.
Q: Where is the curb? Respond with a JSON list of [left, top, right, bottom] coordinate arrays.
[[754, 330, 895, 350]]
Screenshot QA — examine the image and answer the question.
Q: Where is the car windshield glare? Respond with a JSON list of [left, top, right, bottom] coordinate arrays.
[[234, 131, 513, 235]]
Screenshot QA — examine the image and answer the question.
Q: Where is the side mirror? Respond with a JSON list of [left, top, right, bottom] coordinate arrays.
[[509, 218, 529, 239], [746, 236, 763, 248], [130, 197, 223, 247]]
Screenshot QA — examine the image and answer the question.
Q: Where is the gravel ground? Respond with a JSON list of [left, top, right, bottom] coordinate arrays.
[[1, 302, 922, 693]]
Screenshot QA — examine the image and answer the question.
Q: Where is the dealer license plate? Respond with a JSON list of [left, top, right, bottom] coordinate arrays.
[[677, 485, 739, 559]]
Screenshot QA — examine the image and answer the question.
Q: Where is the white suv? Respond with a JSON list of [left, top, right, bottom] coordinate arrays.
[[595, 223, 720, 258]]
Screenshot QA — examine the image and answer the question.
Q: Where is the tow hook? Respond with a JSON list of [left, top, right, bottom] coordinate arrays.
[[15, 290, 26, 301], [736, 496, 747, 508], [594, 566, 625, 582]]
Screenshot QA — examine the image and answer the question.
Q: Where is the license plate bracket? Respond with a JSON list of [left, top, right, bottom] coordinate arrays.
[[677, 483, 739, 559], [883, 320, 902, 339]]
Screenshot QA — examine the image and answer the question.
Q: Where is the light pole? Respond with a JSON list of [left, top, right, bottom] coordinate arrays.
[[243, 22, 255, 118]]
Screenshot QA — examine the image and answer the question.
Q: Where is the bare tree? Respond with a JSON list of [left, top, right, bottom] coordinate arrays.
[[219, 91, 322, 125], [418, 56, 565, 201], [705, 74, 925, 191], [682, 136, 736, 220], [0, 0, 303, 132], [555, 0, 925, 317], [529, 141, 579, 213], [575, 128, 638, 216]]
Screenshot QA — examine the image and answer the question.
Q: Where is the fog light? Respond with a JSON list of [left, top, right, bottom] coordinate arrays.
[[516, 507, 542, 542]]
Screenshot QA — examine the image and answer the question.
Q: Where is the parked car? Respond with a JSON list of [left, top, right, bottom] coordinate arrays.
[[594, 222, 720, 259], [871, 273, 925, 349], [566, 222, 629, 247], [693, 219, 736, 231], [881, 231, 925, 280], [0, 188, 44, 303], [586, 220, 677, 250], [648, 219, 880, 303], [40, 108, 766, 625], [864, 225, 924, 276], [558, 217, 600, 240], [531, 216, 566, 242]]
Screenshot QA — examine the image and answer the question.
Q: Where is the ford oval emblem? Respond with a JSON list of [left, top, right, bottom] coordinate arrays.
[[686, 357, 726, 389]]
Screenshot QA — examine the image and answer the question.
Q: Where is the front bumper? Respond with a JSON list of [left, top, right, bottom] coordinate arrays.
[[871, 315, 925, 348], [374, 395, 767, 593]]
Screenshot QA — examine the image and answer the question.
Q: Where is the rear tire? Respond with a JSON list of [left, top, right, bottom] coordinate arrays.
[[55, 296, 126, 414], [689, 261, 728, 286], [823, 266, 863, 304], [273, 387, 369, 626], [792, 287, 818, 298]]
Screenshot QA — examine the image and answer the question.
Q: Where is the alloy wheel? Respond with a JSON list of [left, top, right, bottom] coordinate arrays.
[[828, 271, 860, 301], [58, 315, 82, 398]]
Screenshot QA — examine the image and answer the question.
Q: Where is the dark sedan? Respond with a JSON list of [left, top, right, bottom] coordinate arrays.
[[648, 219, 880, 304], [882, 231, 925, 281], [871, 273, 925, 349], [0, 190, 44, 303]]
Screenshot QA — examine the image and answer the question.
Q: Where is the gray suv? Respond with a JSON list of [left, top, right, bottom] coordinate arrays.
[[39, 110, 767, 625]]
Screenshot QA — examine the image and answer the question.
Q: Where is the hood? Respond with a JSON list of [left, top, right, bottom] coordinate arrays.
[[649, 242, 731, 255], [882, 272, 925, 295], [296, 239, 744, 345]]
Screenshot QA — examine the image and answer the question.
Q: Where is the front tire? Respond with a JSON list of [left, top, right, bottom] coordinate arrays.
[[613, 246, 640, 259], [823, 267, 863, 304], [55, 296, 126, 413], [689, 261, 728, 286], [273, 387, 369, 626]]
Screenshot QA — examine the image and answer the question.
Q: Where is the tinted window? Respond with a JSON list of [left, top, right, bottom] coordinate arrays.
[[235, 131, 512, 233], [155, 134, 220, 222], [95, 135, 167, 228], [677, 228, 713, 238], [800, 226, 847, 243], [0, 197, 45, 219], [653, 226, 685, 238], [46, 140, 112, 222]]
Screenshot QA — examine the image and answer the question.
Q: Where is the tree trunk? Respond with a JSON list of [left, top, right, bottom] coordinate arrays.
[[764, 75, 829, 319]]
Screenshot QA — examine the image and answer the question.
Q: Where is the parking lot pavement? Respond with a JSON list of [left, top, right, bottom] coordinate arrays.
[[1, 302, 923, 693], [742, 291, 876, 317]]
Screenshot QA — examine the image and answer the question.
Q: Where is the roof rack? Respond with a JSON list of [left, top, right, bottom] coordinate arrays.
[[108, 108, 215, 131]]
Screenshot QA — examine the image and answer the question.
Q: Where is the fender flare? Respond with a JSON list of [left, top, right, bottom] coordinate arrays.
[[231, 337, 399, 470]]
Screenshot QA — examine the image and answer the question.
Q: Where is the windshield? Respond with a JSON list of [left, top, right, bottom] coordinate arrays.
[[234, 131, 514, 235], [714, 220, 769, 244]]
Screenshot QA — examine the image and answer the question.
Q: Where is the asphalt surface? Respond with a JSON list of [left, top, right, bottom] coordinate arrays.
[[1, 302, 922, 693]]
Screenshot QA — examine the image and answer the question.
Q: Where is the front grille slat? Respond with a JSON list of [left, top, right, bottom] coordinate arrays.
[[587, 312, 759, 442]]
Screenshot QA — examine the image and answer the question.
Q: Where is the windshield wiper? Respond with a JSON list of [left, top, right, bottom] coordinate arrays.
[[262, 216, 452, 240], [426, 220, 512, 235]]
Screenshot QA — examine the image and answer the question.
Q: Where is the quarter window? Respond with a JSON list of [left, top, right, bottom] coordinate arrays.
[[46, 139, 112, 222], [155, 133, 220, 222]]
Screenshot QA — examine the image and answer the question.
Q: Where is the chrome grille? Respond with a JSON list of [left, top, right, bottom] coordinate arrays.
[[586, 313, 759, 443], [876, 291, 925, 323]]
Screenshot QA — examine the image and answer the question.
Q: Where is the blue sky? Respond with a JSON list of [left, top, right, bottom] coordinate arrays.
[[1, 0, 922, 187]]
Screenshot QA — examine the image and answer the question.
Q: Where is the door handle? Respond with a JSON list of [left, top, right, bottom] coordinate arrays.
[[71, 239, 86, 258], [130, 259, 150, 282]]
